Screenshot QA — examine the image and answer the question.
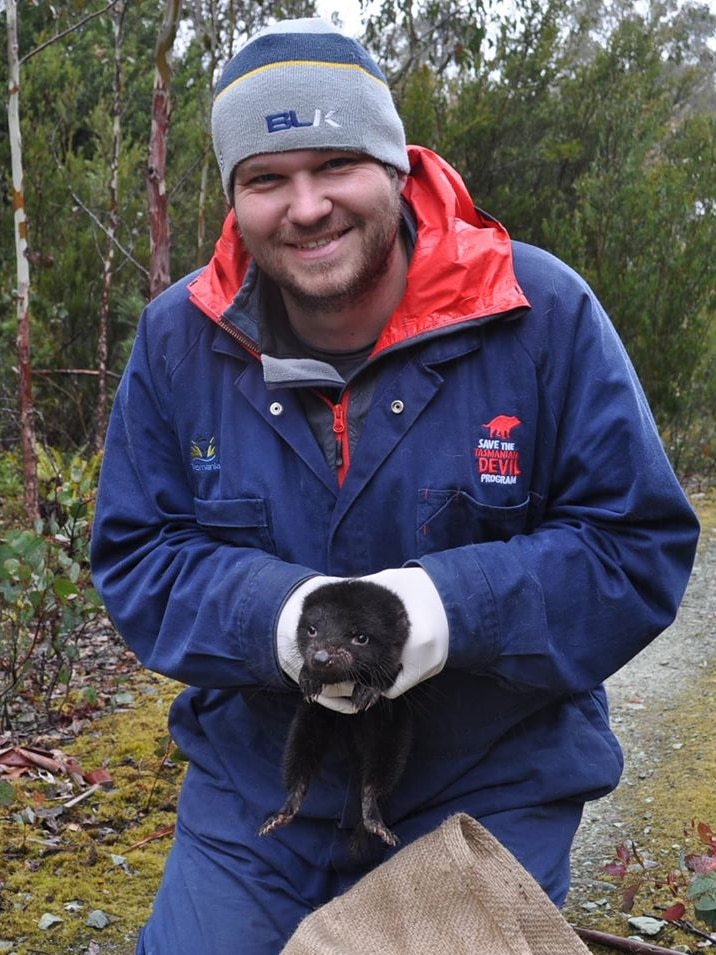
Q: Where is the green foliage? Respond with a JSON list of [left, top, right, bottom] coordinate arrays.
[[399, 66, 446, 150], [1, 0, 716, 478], [0, 449, 103, 729], [0, 778, 15, 807], [688, 873, 716, 929], [0, 451, 24, 526], [538, 18, 716, 475]]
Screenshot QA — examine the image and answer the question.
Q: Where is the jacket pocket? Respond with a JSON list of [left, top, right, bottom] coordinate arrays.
[[194, 496, 276, 552], [417, 489, 541, 554]]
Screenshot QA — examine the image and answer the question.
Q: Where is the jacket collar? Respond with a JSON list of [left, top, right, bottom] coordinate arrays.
[[187, 146, 530, 352]]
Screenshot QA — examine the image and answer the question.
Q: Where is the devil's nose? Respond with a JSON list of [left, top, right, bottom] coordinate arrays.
[[312, 649, 331, 666]]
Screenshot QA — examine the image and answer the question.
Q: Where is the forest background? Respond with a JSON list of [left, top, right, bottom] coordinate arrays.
[[2, 0, 716, 729]]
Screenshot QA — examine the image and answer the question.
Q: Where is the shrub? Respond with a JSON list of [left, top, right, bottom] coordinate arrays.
[[0, 449, 104, 732]]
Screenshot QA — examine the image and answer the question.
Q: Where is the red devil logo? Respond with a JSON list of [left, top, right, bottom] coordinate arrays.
[[483, 415, 522, 440]]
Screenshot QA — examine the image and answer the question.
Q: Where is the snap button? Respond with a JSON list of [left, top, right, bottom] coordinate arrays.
[[269, 402, 284, 416], [390, 400, 405, 415]]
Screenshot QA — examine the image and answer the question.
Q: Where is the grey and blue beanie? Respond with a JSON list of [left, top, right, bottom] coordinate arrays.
[[211, 17, 409, 196]]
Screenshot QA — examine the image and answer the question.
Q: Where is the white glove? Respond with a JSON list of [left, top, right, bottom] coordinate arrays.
[[276, 576, 357, 713], [360, 567, 449, 699]]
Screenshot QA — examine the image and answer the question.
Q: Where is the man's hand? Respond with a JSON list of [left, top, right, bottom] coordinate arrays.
[[359, 567, 449, 698]]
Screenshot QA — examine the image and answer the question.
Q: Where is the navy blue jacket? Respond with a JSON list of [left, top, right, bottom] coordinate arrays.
[[91, 148, 699, 838]]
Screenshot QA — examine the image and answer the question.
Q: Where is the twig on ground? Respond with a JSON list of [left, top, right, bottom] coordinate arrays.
[[572, 925, 693, 954], [666, 917, 716, 944], [125, 824, 175, 853]]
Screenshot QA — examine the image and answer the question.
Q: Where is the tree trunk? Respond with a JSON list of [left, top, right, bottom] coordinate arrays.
[[192, 0, 219, 267], [95, 0, 127, 451], [6, 0, 39, 524], [147, 0, 182, 300]]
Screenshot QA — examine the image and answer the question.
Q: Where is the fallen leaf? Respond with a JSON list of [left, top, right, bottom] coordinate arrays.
[[686, 853, 716, 874], [663, 901, 686, 921], [83, 768, 113, 787], [0, 745, 63, 775]]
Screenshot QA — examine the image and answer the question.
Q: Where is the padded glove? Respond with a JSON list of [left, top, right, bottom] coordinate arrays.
[[276, 576, 357, 713], [359, 567, 449, 699]]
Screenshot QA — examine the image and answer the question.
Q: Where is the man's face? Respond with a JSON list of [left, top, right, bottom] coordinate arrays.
[[232, 150, 406, 314]]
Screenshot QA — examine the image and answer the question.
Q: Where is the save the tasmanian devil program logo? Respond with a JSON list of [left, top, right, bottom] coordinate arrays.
[[475, 415, 522, 485]]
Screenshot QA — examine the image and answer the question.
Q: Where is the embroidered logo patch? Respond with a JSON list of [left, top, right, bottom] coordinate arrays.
[[191, 436, 220, 472], [475, 416, 522, 485], [266, 109, 342, 133]]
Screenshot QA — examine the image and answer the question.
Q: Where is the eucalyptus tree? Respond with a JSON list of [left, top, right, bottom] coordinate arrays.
[[539, 3, 716, 467]]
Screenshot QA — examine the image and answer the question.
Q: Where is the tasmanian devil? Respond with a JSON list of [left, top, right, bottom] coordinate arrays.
[[258, 578, 413, 850]]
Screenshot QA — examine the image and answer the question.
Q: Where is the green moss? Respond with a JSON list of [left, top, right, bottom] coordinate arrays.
[[0, 673, 184, 954]]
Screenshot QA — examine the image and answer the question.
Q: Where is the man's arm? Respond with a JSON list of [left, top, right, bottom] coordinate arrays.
[[416, 262, 699, 697], [90, 306, 314, 690]]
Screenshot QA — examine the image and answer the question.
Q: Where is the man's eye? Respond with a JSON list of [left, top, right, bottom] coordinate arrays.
[[250, 173, 281, 185], [324, 158, 354, 171]]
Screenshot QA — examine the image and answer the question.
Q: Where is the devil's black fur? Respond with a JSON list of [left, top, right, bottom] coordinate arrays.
[[258, 579, 412, 850]]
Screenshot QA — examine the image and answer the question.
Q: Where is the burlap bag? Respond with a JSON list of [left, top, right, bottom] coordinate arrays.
[[281, 813, 591, 954]]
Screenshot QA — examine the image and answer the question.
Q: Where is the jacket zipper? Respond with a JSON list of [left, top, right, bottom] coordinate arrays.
[[216, 317, 261, 359], [332, 401, 346, 472], [314, 390, 351, 487]]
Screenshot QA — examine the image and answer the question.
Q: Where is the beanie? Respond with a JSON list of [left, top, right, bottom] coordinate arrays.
[[212, 17, 409, 196]]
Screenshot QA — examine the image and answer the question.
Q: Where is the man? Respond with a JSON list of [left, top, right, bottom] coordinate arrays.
[[91, 17, 700, 954]]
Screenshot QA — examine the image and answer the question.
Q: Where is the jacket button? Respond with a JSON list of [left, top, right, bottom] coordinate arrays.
[[391, 400, 405, 414], [269, 402, 283, 416]]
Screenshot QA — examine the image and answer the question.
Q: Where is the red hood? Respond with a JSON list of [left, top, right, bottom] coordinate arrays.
[[188, 146, 529, 352]]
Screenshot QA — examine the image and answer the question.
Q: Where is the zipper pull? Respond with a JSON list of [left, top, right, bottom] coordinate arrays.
[[332, 402, 346, 470]]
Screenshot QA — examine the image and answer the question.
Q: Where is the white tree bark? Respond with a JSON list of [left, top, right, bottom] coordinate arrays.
[[6, 0, 39, 523]]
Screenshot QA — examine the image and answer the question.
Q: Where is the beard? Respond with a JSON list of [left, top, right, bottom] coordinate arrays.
[[244, 187, 404, 315]]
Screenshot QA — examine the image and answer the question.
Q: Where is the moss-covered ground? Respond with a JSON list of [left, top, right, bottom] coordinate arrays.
[[0, 673, 182, 954]]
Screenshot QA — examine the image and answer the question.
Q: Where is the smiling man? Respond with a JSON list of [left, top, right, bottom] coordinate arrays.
[[91, 17, 699, 955], [231, 149, 407, 346]]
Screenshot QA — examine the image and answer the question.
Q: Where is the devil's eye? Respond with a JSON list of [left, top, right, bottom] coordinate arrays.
[[352, 633, 369, 646]]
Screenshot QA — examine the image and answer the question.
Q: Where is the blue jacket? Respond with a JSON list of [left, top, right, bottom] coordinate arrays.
[[91, 147, 698, 835]]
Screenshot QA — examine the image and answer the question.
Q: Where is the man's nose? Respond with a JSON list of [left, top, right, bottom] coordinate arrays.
[[286, 176, 333, 225]]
